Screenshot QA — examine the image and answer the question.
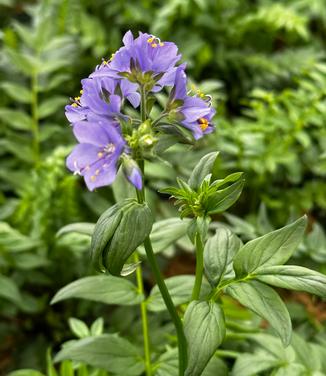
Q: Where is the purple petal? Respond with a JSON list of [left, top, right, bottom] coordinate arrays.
[[66, 143, 100, 172], [65, 105, 88, 123], [126, 92, 141, 108], [72, 121, 109, 146], [126, 167, 143, 190], [84, 159, 118, 191]]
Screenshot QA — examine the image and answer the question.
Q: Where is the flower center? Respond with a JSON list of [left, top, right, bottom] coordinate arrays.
[[198, 118, 209, 131], [147, 35, 164, 48]]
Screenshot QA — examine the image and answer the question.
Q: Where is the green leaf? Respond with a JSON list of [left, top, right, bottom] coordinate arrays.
[[188, 152, 219, 190], [254, 265, 326, 298], [146, 218, 190, 254], [51, 275, 143, 306], [226, 281, 292, 345], [147, 275, 210, 312], [68, 318, 90, 339], [0, 222, 40, 252], [57, 223, 95, 237], [54, 334, 144, 376], [8, 370, 45, 376], [0, 273, 22, 305], [59, 360, 74, 376], [0, 109, 33, 130], [206, 178, 244, 214], [202, 357, 229, 376], [91, 199, 153, 275], [38, 96, 67, 118], [154, 348, 178, 376], [5, 48, 40, 75], [204, 226, 242, 286], [184, 300, 226, 376], [232, 353, 280, 376], [1, 82, 32, 103], [233, 216, 307, 277], [90, 317, 104, 336]]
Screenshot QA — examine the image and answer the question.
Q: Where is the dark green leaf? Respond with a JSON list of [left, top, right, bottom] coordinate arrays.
[[184, 300, 226, 376], [226, 281, 292, 345], [233, 216, 307, 277]]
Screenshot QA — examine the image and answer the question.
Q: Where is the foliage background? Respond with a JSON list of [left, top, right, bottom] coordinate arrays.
[[0, 0, 325, 374]]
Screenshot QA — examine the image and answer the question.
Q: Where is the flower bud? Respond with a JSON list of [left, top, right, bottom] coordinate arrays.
[[121, 155, 143, 190], [91, 199, 153, 275]]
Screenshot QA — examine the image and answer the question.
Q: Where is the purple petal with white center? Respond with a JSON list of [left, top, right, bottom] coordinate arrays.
[[66, 143, 100, 173]]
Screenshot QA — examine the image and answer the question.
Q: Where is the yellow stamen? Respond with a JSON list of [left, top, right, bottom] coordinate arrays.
[[151, 43, 158, 48], [102, 60, 109, 65], [97, 152, 104, 158], [91, 175, 96, 181], [159, 42, 165, 47], [198, 117, 209, 131], [74, 96, 81, 101], [147, 37, 154, 43], [71, 103, 78, 108], [80, 90, 83, 94]]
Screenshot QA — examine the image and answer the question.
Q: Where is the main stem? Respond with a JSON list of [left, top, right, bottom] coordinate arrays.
[[133, 252, 152, 376], [31, 70, 40, 165], [138, 86, 187, 375], [191, 232, 204, 301]]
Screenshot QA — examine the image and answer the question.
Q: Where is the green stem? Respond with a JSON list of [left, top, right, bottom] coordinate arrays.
[[151, 112, 167, 127], [140, 85, 147, 122], [31, 70, 40, 165], [143, 236, 187, 375], [133, 252, 152, 376], [191, 232, 204, 301]]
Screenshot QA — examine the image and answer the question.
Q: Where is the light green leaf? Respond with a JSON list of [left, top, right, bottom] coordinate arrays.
[[204, 226, 242, 286], [188, 152, 219, 190], [232, 353, 280, 376], [68, 318, 90, 339], [90, 317, 104, 336], [140, 218, 190, 255], [0, 222, 40, 252], [0, 274, 22, 305], [0, 109, 33, 130], [38, 96, 67, 118], [51, 275, 143, 306], [1, 82, 32, 103], [254, 265, 326, 297], [184, 301, 226, 376], [147, 275, 210, 312], [57, 223, 95, 237], [5, 48, 40, 75], [233, 216, 307, 277], [226, 281, 292, 345], [8, 370, 45, 376], [54, 334, 144, 375]]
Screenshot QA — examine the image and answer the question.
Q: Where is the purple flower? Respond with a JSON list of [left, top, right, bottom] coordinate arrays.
[[169, 67, 215, 140], [66, 119, 125, 191], [90, 31, 181, 92]]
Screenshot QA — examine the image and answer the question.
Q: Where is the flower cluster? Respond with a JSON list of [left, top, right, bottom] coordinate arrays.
[[65, 31, 216, 191]]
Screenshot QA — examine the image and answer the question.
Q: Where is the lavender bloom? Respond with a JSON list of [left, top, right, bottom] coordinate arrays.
[[66, 120, 125, 191], [169, 67, 215, 140], [90, 31, 181, 92]]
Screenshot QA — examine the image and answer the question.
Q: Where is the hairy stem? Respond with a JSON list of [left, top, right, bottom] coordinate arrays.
[[191, 232, 204, 300], [133, 252, 152, 376]]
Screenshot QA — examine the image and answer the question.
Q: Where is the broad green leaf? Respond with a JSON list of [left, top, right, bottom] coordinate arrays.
[[184, 301, 226, 376], [226, 281, 292, 345], [68, 318, 90, 339], [291, 333, 321, 372], [57, 223, 95, 237], [202, 357, 228, 376], [204, 226, 242, 286], [38, 96, 67, 118], [233, 216, 307, 277], [0, 109, 33, 130], [5, 48, 40, 75], [206, 178, 244, 214], [154, 348, 178, 376], [54, 334, 144, 375], [232, 353, 280, 376], [147, 275, 210, 312], [273, 363, 306, 376], [1, 82, 32, 103], [0, 222, 40, 252], [51, 275, 143, 306], [188, 152, 219, 190], [254, 265, 326, 297], [0, 274, 22, 305]]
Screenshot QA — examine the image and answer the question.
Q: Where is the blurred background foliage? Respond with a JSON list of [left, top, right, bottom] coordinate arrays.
[[0, 0, 325, 374]]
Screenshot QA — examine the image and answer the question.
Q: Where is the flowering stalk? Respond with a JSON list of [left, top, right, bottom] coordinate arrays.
[[133, 252, 152, 376]]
